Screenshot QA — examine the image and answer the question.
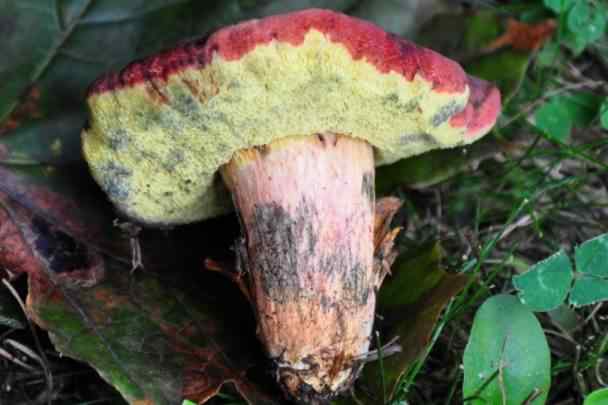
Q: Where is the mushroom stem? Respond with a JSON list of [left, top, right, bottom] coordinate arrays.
[[221, 133, 377, 402]]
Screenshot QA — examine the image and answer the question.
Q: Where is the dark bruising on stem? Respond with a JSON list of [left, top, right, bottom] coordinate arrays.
[[249, 202, 311, 303], [361, 171, 375, 205], [249, 199, 371, 306]]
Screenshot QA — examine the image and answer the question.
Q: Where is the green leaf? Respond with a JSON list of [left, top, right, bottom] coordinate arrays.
[[547, 305, 579, 333], [513, 250, 573, 312], [584, 5, 607, 43], [584, 388, 608, 405], [567, 1, 593, 34], [536, 41, 562, 68], [570, 233, 608, 307], [567, 1, 607, 45], [0, 0, 192, 163], [0, 113, 84, 164], [561, 29, 589, 55], [600, 99, 608, 130], [574, 233, 608, 278], [543, 0, 575, 13], [353, 242, 470, 402], [561, 92, 603, 127], [534, 97, 573, 141], [463, 294, 551, 405]]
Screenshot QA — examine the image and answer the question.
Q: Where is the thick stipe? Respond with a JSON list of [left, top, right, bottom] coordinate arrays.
[[222, 134, 376, 402]]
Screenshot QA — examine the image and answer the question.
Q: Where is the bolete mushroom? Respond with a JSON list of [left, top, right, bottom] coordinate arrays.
[[82, 9, 500, 403]]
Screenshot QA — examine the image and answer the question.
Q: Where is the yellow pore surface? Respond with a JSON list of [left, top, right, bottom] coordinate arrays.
[[82, 30, 470, 225]]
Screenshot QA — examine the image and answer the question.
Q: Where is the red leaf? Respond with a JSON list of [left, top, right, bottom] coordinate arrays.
[[0, 192, 41, 278], [485, 18, 557, 52]]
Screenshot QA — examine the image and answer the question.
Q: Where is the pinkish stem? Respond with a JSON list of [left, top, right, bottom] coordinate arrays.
[[222, 133, 377, 402]]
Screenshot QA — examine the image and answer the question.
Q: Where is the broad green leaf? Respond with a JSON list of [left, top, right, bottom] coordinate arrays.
[[0, 112, 84, 164], [585, 5, 607, 42], [561, 29, 590, 55], [574, 232, 608, 279], [29, 269, 279, 405], [567, 1, 607, 45], [547, 305, 579, 333], [536, 41, 562, 68], [543, 0, 575, 13], [600, 99, 608, 130], [530, 92, 601, 142], [567, 1, 593, 34], [463, 294, 551, 405], [561, 92, 603, 127], [534, 97, 573, 141], [570, 233, 608, 307], [584, 388, 608, 405], [513, 250, 573, 312], [1, 0, 192, 163], [353, 242, 470, 403], [0, 1, 55, 122], [568, 275, 608, 307]]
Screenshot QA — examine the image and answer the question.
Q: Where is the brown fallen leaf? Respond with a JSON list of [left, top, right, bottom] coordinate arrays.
[[374, 197, 403, 283], [23, 221, 282, 405], [0, 192, 43, 279], [484, 18, 557, 53], [0, 165, 131, 262]]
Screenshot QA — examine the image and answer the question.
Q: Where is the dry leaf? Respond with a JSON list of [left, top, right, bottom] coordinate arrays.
[[485, 18, 557, 52]]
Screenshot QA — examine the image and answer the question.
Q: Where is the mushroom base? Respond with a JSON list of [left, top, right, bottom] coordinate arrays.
[[222, 134, 378, 403]]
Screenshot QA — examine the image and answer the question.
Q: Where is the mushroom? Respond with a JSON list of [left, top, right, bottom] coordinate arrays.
[[82, 9, 500, 403]]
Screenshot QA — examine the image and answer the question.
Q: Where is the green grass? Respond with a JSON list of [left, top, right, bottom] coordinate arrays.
[[384, 2, 608, 402]]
